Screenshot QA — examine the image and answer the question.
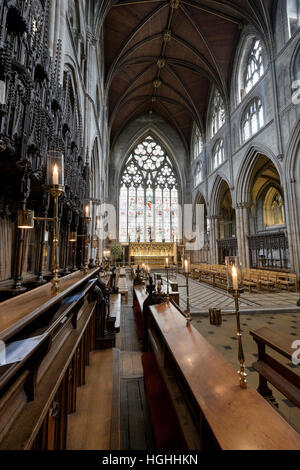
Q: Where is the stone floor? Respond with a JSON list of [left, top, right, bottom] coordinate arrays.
[[174, 274, 300, 314]]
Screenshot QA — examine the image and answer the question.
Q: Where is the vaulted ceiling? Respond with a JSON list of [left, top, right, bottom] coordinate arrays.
[[104, 0, 274, 148]]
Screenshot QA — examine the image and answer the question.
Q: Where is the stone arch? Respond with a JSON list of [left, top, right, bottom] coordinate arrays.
[[235, 144, 283, 207], [209, 173, 232, 217], [230, 25, 270, 109], [90, 138, 101, 201], [283, 120, 300, 274], [109, 114, 189, 210]]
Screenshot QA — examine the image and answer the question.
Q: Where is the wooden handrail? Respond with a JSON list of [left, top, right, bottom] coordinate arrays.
[[148, 302, 300, 450]]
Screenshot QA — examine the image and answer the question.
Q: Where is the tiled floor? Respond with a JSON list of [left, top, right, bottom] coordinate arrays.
[[174, 274, 300, 313]]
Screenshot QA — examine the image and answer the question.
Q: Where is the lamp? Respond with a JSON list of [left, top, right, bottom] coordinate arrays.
[[17, 209, 34, 229], [226, 256, 247, 389], [69, 232, 77, 272], [69, 232, 77, 243], [17, 151, 65, 294]]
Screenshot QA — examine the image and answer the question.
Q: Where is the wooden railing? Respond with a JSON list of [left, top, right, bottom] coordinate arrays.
[[0, 269, 120, 450], [250, 327, 300, 408], [143, 300, 300, 449]]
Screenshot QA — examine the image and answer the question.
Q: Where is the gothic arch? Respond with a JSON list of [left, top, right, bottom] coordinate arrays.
[[90, 138, 101, 201], [230, 26, 269, 108], [235, 144, 283, 206], [283, 120, 300, 274], [209, 173, 232, 217]]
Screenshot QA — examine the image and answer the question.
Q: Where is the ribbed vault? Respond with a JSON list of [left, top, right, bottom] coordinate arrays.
[[104, 0, 274, 147]]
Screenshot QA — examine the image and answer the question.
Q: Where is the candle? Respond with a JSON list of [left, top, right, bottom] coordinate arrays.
[[53, 164, 59, 185], [232, 265, 238, 290], [185, 259, 188, 273], [166, 257, 169, 267], [85, 205, 89, 217]]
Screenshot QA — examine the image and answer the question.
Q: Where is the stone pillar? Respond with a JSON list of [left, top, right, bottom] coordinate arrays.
[[235, 204, 251, 269], [242, 204, 251, 268], [209, 216, 219, 264]]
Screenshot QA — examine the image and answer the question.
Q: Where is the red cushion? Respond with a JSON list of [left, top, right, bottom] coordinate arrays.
[[142, 352, 188, 450]]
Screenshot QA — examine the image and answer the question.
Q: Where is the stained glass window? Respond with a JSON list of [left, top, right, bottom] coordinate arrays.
[[245, 39, 264, 94], [119, 136, 179, 242]]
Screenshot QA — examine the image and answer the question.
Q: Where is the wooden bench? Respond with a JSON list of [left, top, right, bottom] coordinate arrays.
[[147, 302, 300, 449], [141, 351, 187, 450], [117, 277, 128, 304], [110, 294, 121, 333], [0, 268, 105, 450], [277, 273, 298, 292], [250, 327, 300, 409], [161, 276, 178, 292]]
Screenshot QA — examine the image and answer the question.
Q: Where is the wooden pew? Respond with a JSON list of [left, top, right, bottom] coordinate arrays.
[[250, 327, 300, 408], [161, 277, 178, 292], [146, 302, 300, 450], [117, 277, 128, 304], [0, 268, 120, 450]]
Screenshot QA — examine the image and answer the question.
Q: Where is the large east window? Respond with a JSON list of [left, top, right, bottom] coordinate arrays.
[[119, 136, 179, 242]]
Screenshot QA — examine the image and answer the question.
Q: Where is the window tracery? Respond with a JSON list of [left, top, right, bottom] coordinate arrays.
[[244, 39, 264, 94], [210, 90, 225, 137], [242, 98, 264, 142], [212, 140, 225, 170], [119, 136, 179, 242]]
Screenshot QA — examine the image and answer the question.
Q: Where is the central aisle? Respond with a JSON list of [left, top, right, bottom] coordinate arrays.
[[119, 271, 155, 450]]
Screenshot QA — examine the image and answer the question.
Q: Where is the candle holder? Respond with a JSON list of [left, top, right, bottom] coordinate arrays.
[[18, 151, 65, 294], [69, 232, 78, 272], [184, 258, 192, 326], [165, 257, 170, 302], [226, 256, 247, 389]]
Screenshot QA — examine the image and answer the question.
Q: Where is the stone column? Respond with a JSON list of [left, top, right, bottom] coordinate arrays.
[[209, 216, 219, 264], [235, 204, 251, 269], [242, 204, 251, 268]]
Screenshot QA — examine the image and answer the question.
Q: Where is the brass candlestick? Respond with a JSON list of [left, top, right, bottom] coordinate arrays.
[[83, 216, 92, 274], [184, 271, 192, 326], [43, 184, 65, 293], [17, 151, 66, 295], [229, 287, 247, 389], [165, 262, 170, 302]]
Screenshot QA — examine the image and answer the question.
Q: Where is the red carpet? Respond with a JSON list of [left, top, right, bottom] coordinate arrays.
[[142, 352, 188, 450]]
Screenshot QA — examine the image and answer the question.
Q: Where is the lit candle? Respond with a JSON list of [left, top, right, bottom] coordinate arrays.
[[232, 265, 238, 291], [185, 259, 188, 273], [85, 205, 89, 217], [53, 164, 59, 185]]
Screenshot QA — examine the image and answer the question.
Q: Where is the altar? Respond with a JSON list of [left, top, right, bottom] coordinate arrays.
[[129, 242, 177, 267]]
